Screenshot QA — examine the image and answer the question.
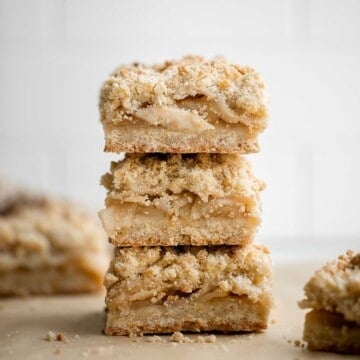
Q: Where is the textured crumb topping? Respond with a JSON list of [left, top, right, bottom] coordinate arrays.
[[101, 154, 264, 224], [100, 56, 268, 132], [0, 190, 107, 272], [299, 250, 360, 324], [102, 153, 264, 204], [105, 244, 272, 308]]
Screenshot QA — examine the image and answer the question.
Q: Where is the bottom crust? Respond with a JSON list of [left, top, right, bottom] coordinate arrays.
[[103, 122, 260, 154], [0, 265, 105, 296], [100, 215, 255, 246], [105, 295, 270, 335], [303, 310, 360, 354]]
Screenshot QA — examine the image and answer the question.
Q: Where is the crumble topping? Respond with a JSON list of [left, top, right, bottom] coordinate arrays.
[[102, 153, 264, 204], [105, 245, 272, 308], [100, 56, 268, 132]]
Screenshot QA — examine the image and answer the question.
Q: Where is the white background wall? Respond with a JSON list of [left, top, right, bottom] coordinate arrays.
[[0, 0, 359, 248]]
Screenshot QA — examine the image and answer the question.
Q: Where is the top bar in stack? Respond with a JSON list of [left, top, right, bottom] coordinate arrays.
[[100, 56, 268, 154]]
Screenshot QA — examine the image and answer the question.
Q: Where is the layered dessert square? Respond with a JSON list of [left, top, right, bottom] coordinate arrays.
[[0, 190, 108, 296], [99, 153, 264, 246], [100, 56, 268, 154], [299, 251, 360, 354], [104, 244, 272, 335]]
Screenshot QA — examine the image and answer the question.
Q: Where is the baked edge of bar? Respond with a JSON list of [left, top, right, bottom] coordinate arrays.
[[103, 127, 260, 154], [108, 233, 253, 247], [303, 310, 360, 354], [104, 296, 270, 335]]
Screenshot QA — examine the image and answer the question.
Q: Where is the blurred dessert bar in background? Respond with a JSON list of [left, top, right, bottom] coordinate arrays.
[[299, 250, 360, 354], [0, 180, 108, 296]]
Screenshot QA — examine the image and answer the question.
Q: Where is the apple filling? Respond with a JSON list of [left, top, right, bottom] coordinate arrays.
[[106, 94, 264, 133]]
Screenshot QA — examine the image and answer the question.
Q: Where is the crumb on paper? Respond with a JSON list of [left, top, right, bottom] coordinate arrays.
[[129, 333, 141, 342], [80, 346, 114, 357], [94, 346, 114, 355], [46, 330, 69, 343], [170, 332, 191, 343], [146, 335, 165, 343], [196, 335, 216, 343], [74, 334, 80, 340], [56, 333, 69, 343], [293, 339, 306, 348], [54, 347, 62, 355], [228, 333, 254, 344], [287, 338, 306, 348], [270, 318, 276, 324], [46, 330, 56, 341]]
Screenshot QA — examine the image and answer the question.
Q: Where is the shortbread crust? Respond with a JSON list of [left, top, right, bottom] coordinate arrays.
[[0, 192, 108, 296], [100, 56, 268, 154], [99, 153, 264, 246], [303, 310, 360, 354], [104, 244, 272, 335], [299, 251, 360, 353]]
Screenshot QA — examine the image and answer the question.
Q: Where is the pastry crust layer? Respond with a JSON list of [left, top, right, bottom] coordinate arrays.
[[100, 56, 268, 154], [104, 244, 272, 335], [105, 296, 270, 335], [303, 310, 360, 354], [99, 153, 264, 246], [103, 120, 259, 154]]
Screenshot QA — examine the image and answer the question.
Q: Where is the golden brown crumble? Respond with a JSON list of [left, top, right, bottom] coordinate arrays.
[[105, 244, 272, 308], [100, 56, 268, 131], [102, 153, 264, 204]]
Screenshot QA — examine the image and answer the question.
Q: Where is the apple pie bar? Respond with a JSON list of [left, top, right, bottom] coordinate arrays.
[[100, 56, 268, 154], [104, 244, 272, 335], [0, 192, 108, 296], [299, 251, 360, 354], [99, 153, 264, 246]]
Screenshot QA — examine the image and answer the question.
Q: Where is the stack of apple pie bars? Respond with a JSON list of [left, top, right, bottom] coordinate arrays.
[[98, 56, 273, 335]]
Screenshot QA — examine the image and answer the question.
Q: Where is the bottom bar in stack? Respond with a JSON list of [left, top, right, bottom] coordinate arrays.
[[104, 244, 272, 335]]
